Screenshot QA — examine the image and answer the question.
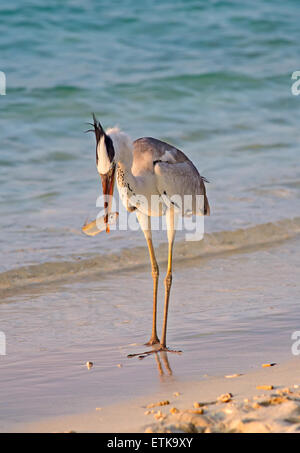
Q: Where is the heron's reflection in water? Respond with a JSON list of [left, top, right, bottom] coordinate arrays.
[[128, 344, 182, 378], [133, 350, 175, 377], [154, 351, 173, 376]]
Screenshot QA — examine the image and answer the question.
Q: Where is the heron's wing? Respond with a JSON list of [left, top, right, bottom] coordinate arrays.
[[132, 137, 210, 216], [154, 160, 210, 216], [132, 137, 188, 175]]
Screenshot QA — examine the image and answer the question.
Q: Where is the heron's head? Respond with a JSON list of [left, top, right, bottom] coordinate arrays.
[[88, 114, 116, 232], [89, 114, 132, 232], [90, 111, 133, 177]]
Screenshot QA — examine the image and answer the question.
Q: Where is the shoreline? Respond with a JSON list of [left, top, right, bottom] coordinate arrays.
[[5, 356, 300, 433], [1, 217, 299, 298]]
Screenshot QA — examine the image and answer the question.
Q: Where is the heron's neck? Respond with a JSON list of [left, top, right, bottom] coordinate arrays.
[[106, 128, 136, 188], [116, 152, 136, 190], [117, 145, 133, 172]]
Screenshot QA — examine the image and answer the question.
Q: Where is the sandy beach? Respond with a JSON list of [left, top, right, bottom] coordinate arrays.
[[1, 226, 299, 433], [6, 357, 300, 433]]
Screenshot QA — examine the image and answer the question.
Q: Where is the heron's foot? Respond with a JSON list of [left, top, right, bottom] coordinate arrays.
[[127, 344, 182, 359], [144, 336, 160, 346], [157, 346, 182, 354]]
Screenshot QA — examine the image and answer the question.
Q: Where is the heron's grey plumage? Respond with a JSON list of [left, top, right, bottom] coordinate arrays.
[[90, 116, 210, 352], [131, 137, 210, 216]]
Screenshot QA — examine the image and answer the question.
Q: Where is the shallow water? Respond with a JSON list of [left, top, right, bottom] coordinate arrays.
[[1, 0, 300, 272], [0, 236, 299, 428]]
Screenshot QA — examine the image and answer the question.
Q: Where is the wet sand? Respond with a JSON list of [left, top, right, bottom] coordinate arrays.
[[0, 229, 299, 432], [6, 357, 300, 433]]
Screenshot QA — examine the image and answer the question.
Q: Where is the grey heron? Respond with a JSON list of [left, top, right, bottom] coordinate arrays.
[[88, 114, 210, 354]]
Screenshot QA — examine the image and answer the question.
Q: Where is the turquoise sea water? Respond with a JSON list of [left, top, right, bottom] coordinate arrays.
[[1, 0, 300, 272], [1, 1, 300, 429]]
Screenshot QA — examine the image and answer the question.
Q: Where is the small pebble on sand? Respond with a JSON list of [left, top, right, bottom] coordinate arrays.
[[252, 402, 261, 409], [256, 385, 273, 390], [188, 408, 204, 414], [217, 393, 233, 403], [154, 410, 165, 420], [146, 400, 169, 409], [170, 407, 180, 414], [225, 374, 242, 378]]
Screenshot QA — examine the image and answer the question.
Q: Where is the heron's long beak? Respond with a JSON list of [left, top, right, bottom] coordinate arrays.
[[100, 164, 116, 233]]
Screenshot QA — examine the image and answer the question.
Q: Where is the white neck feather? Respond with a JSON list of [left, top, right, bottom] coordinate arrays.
[[106, 127, 133, 170], [97, 135, 111, 174]]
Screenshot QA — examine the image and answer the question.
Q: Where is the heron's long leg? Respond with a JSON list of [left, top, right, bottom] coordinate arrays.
[[160, 208, 176, 348], [136, 211, 160, 345], [145, 236, 160, 345], [127, 210, 181, 359], [128, 210, 181, 357]]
